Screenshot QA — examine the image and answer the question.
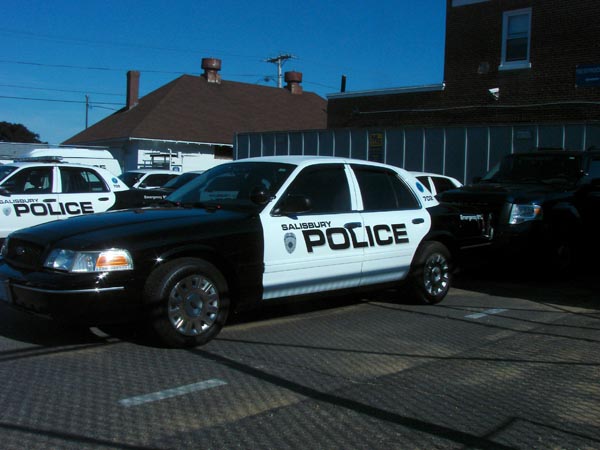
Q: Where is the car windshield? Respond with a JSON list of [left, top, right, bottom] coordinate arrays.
[[118, 172, 144, 187], [167, 161, 295, 211], [481, 154, 583, 184], [0, 165, 18, 184]]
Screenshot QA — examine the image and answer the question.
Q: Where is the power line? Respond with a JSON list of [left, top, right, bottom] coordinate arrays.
[[0, 27, 264, 59], [0, 83, 121, 97], [0, 95, 123, 106], [0, 59, 191, 75]]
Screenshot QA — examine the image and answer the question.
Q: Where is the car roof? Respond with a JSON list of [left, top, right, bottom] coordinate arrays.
[[121, 169, 181, 175], [235, 155, 412, 173]]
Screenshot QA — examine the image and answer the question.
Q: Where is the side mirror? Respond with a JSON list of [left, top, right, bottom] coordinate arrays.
[[250, 187, 272, 206], [0, 187, 10, 197], [273, 194, 312, 216]]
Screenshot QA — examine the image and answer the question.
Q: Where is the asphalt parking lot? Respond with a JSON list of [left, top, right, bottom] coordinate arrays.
[[0, 264, 598, 449]]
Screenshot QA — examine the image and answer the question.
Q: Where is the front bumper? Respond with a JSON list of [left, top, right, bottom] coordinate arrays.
[[0, 260, 144, 323]]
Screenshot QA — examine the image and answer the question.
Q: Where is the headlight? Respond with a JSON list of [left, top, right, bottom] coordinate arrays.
[[508, 203, 542, 224], [44, 248, 133, 273]]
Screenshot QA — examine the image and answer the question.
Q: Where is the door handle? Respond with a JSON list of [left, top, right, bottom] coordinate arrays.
[[412, 218, 425, 224], [344, 222, 362, 228], [98, 197, 109, 201]]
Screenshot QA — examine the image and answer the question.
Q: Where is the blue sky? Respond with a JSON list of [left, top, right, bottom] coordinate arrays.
[[0, 0, 447, 144]]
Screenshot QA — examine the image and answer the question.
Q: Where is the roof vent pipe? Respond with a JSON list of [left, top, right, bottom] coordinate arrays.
[[284, 71, 303, 95], [202, 58, 222, 84]]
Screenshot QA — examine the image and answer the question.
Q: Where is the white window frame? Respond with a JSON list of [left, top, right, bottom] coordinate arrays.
[[500, 8, 532, 71]]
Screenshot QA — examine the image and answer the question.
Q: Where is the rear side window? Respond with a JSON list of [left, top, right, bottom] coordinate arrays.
[[285, 164, 351, 214], [431, 176, 457, 194], [352, 165, 420, 211], [60, 167, 108, 193]]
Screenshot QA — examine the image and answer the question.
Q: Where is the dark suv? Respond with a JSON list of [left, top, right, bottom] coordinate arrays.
[[439, 149, 600, 271]]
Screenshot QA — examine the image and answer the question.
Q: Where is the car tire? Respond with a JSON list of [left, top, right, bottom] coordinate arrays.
[[144, 258, 230, 348], [407, 241, 452, 304]]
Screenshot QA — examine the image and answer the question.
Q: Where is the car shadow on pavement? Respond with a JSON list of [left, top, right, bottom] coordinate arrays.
[[452, 257, 600, 311]]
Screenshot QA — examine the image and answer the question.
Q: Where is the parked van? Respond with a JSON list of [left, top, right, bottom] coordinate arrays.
[[24, 148, 122, 176]]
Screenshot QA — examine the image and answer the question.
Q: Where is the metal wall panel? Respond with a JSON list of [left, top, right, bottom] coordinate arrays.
[[235, 123, 600, 185], [351, 129, 368, 161], [289, 132, 303, 155], [386, 129, 405, 168], [444, 128, 467, 182], [466, 127, 489, 183], [424, 128, 444, 175], [334, 130, 350, 158], [404, 129, 424, 171]]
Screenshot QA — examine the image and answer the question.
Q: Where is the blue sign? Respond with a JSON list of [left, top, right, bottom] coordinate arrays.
[[576, 64, 600, 87]]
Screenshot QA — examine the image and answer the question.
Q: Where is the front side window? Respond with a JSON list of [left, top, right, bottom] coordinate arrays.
[[501, 8, 532, 70], [283, 164, 351, 214], [2, 167, 53, 194]]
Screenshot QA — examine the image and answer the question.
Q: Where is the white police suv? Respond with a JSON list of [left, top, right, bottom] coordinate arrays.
[[0, 157, 168, 243], [0, 157, 489, 347]]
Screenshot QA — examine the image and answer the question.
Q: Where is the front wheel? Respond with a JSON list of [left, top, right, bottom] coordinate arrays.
[[145, 258, 230, 348], [407, 241, 452, 304]]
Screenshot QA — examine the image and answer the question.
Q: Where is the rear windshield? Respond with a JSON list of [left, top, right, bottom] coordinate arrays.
[[118, 172, 144, 187]]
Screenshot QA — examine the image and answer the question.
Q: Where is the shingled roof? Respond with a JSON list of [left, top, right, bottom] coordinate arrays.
[[63, 72, 327, 146]]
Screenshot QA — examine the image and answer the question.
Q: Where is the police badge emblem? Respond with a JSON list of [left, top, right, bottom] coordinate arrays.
[[3, 206, 11, 217], [284, 232, 296, 254]]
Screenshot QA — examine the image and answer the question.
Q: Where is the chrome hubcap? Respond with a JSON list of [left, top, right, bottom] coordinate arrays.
[[168, 274, 220, 336], [423, 254, 450, 296]]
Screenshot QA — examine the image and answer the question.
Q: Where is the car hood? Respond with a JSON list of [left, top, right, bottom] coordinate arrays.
[[10, 206, 258, 250], [439, 182, 569, 205]]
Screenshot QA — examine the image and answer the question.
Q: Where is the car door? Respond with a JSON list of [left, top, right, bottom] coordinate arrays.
[[0, 166, 59, 239], [261, 163, 365, 300], [350, 164, 431, 286], [57, 166, 117, 215]]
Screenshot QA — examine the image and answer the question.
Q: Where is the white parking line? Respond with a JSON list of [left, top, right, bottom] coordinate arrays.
[[119, 379, 227, 407], [465, 308, 508, 320]]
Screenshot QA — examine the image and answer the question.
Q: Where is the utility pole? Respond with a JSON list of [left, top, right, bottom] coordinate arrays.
[[85, 95, 89, 129], [264, 53, 296, 88]]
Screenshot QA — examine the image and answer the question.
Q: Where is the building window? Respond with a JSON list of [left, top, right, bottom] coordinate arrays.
[[500, 8, 532, 70]]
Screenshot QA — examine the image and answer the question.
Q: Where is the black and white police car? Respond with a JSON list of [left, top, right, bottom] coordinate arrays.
[[0, 157, 489, 347], [0, 157, 130, 243]]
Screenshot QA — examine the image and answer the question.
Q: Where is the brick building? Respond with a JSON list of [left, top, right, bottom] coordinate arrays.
[[327, 0, 600, 128]]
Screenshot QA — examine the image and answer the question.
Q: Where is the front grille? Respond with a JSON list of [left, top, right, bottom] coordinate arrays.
[[3, 238, 45, 270]]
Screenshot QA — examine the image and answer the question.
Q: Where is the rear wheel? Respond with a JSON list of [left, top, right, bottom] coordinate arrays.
[[407, 241, 452, 304], [145, 258, 229, 348]]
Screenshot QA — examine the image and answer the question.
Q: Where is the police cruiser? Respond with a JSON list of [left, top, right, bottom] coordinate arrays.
[[0, 157, 488, 347], [0, 157, 167, 243]]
